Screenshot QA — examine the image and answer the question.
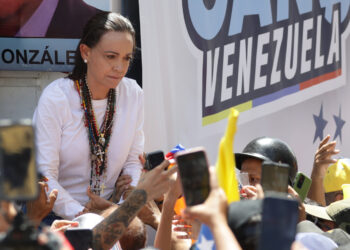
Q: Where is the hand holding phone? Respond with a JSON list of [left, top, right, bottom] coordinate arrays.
[[175, 147, 210, 206], [293, 172, 312, 202], [145, 150, 165, 170]]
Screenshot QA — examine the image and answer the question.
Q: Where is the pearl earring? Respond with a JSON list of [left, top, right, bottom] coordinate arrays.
[[84, 59, 87, 63]]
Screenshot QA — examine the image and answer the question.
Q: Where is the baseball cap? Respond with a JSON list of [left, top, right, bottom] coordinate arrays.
[[324, 159, 350, 193]]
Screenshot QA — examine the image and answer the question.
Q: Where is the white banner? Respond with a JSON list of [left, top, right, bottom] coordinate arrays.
[[140, 0, 350, 175]]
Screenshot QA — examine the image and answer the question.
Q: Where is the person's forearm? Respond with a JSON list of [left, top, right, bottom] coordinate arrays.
[[154, 197, 176, 250], [99, 204, 119, 218], [92, 189, 147, 250], [210, 222, 242, 250], [145, 208, 161, 230], [308, 172, 326, 206]]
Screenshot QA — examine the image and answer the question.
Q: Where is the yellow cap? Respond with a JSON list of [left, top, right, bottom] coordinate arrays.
[[342, 184, 350, 200], [324, 159, 350, 193]]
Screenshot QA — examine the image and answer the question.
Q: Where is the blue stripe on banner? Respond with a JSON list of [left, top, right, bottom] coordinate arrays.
[[252, 85, 299, 107]]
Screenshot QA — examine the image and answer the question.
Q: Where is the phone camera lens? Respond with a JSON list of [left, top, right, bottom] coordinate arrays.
[[297, 175, 304, 189]]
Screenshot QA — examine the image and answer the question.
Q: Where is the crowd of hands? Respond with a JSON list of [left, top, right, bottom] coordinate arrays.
[[20, 153, 241, 249], [2, 134, 339, 250]]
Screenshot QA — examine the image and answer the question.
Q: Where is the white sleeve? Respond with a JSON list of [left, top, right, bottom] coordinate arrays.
[[120, 89, 144, 187], [33, 84, 85, 220]]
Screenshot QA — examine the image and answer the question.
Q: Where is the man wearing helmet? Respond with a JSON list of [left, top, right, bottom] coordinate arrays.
[[235, 137, 298, 196]]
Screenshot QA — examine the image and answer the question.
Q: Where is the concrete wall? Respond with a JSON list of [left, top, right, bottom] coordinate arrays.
[[0, 71, 66, 120]]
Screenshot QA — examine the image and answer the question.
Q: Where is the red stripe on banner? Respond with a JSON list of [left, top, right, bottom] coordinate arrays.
[[299, 69, 342, 90]]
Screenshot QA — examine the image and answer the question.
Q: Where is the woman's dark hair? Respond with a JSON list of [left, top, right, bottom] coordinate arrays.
[[69, 12, 136, 81]]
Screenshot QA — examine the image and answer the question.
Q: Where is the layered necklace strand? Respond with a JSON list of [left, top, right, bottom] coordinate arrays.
[[75, 78, 116, 195]]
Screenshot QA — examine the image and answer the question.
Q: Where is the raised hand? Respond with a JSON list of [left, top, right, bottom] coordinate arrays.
[[309, 135, 340, 206], [85, 186, 113, 212], [312, 135, 339, 179], [137, 199, 161, 229], [92, 160, 178, 250], [181, 167, 242, 250], [137, 160, 178, 202], [26, 180, 58, 228], [181, 167, 227, 227]]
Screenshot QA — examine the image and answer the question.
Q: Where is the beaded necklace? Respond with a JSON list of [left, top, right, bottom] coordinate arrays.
[[75, 78, 116, 195]]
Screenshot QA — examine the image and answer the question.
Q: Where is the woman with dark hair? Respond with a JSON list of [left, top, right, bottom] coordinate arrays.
[[33, 12, 143, 220]]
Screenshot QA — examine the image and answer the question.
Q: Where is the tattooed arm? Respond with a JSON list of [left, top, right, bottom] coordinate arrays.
[[92, 189, 147, 249], [92, 160, 177, 250]]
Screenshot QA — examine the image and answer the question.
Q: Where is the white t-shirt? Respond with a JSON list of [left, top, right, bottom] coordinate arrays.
[[33, 77, 144, 219]]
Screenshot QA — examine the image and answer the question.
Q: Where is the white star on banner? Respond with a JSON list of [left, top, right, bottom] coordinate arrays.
[[196, 234, 215, 250]]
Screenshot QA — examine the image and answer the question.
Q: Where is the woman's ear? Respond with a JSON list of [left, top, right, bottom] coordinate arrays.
[[79, 44, 90, 63]]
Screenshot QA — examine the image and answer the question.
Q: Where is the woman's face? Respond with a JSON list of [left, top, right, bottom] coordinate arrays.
[[81, 31, 134, 93]]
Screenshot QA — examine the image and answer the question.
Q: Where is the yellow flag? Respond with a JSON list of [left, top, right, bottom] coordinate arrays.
[[216, 108, 240, 203]]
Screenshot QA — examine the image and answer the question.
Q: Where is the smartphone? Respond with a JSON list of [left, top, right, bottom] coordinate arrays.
[[293, 172, 312, 202], [261, 161, 290, 193], [259, 196, 299, 250], [64, 229, 93, 250], [0, 120, 38, 201], [175, 147, 210, 206], [145, 150, 165, 170]]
